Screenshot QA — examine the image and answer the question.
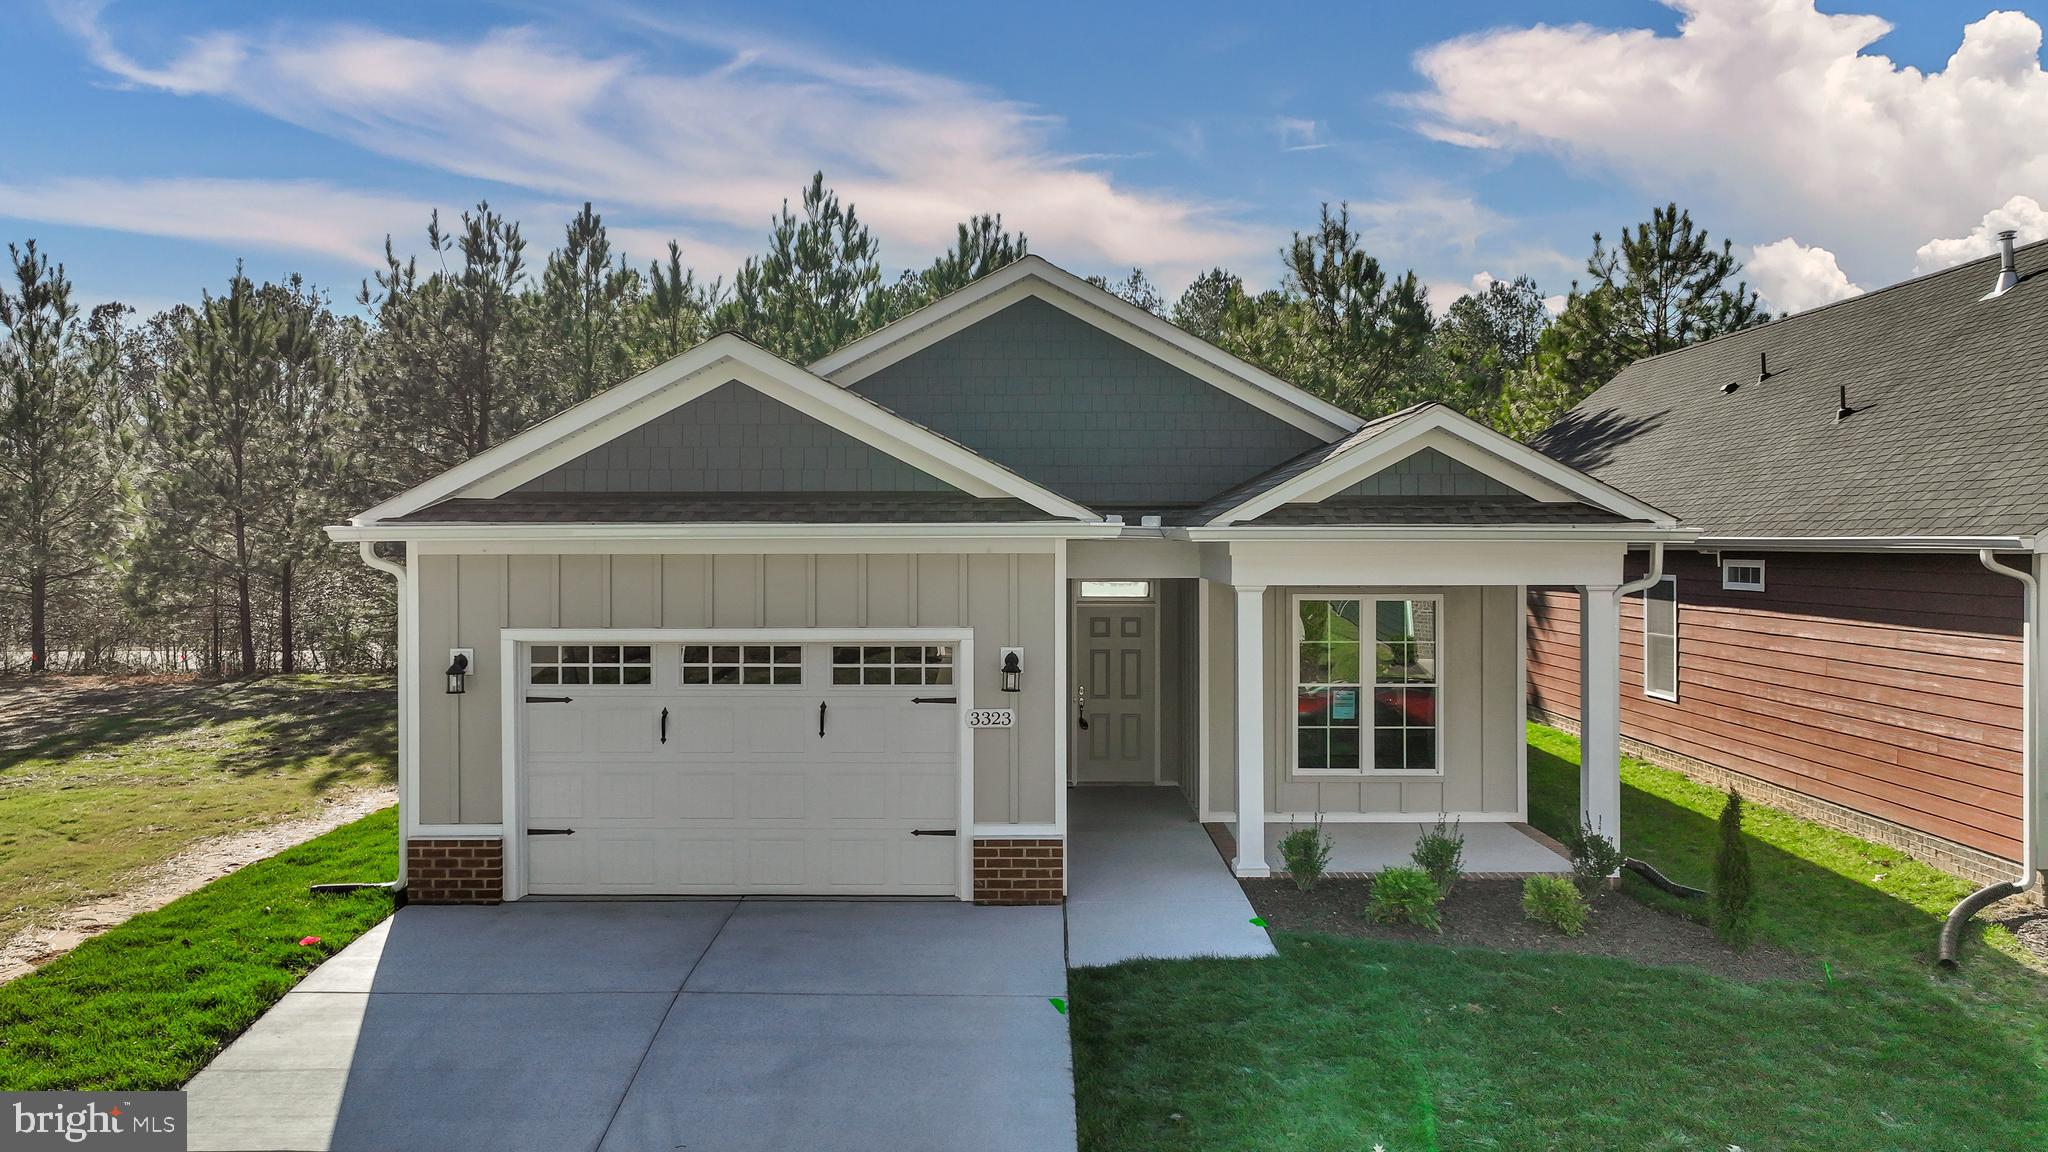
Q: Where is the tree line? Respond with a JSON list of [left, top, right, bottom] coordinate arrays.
[[0, 171, 1765, 675]]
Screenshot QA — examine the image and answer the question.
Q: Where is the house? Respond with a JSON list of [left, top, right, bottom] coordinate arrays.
[[328, 256, 1688, 906], [1531, 233, 2047, 898]]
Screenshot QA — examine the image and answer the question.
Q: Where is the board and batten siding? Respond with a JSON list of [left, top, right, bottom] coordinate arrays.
[[1204, 583, 1523, 819], [1527, 549, 2024, 862], [414, 551, 1057, 828]]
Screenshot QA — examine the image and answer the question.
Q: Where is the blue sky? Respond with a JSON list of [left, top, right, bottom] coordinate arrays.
[[4, 1, 2044, 318]]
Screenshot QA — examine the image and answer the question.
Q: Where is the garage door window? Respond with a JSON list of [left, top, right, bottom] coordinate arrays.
[[831, 644, 954, 686], [683, 644, 802, 686], [530, 644, 653, 685]]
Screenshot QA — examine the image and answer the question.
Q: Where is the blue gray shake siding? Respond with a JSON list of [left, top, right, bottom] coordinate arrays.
[[516, 380, 961, 494], [849, 297, 1326, 505]]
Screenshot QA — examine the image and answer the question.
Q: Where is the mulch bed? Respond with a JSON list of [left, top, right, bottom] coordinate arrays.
[[1243, 876, 1814, 983]]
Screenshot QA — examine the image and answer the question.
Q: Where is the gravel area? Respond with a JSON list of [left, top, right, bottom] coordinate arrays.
[[1244, 876, 1814, 983]]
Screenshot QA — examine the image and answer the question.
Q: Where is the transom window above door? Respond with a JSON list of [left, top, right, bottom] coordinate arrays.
[[683, 644, 802, 685], [831, 645, 955, 686], [1295, 595, 1442, 775], [530, 644, 653, 685]]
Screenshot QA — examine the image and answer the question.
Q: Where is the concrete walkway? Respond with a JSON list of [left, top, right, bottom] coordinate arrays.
[[1065, 786, 1276, 967], [186, 901, 1073, 1152]]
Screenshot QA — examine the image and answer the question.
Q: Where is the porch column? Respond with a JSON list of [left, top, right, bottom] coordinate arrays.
[[1577, 583, 1623, 857], [1233, 584, 1269, 877]]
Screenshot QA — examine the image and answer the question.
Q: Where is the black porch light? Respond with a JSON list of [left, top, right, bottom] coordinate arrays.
[[445, 651, 471, 695]]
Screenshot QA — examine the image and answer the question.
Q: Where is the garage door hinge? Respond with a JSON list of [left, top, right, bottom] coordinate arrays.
[[910, 828, 958, 836], [910, 696, 958, 704], [527, 828, 576, 836], [525, 695, 573, 704]]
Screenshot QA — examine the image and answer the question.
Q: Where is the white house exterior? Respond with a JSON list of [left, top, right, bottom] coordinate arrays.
[[329, 256, 1693, 904]]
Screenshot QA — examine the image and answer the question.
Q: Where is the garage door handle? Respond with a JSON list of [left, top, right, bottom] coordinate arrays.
[[910, 828, 958, 836], [528, 828, 576, 836], [526, 695, 573, 704], [818, 700, 827, 738], [911, 696, 957, 704], [660, 707, 668, 744]]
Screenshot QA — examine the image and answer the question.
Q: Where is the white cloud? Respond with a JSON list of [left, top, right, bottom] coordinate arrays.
[[0, 176, 426, 266], [1914, 194, 2048, 272], [1410, 1, 2048, 283], [55, 6, 1267, 285], [1746, 237, 1863, 314]]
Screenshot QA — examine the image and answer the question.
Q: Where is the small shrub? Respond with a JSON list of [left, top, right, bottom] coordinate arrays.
[[1713, 789, 1758, 949], [1279, 819, 1333, 892], [1411, 812, 1465, 896], [1522, 874, 1589, 936], [1366, 866, 1443, 932], [1567, 819, 1624, 894]]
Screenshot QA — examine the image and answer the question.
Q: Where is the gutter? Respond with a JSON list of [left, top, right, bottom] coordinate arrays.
[[1692, 535, 2033, 554], [1940, 550, 2038, 966], [327, 521, 1127, 543], [1178, 525, 1699, 544]]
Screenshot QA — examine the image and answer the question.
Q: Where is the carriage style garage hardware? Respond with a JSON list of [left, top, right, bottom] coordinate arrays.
[[968, 709, 1015, 728]]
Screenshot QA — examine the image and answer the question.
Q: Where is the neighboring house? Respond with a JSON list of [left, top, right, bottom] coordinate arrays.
[[1532, 234, 2047, 891], [329, 256, 1686, 906]]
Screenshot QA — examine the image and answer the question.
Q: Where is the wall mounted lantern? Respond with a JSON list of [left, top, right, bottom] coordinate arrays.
[[446, 649, 473, 695], [1000, 647, 1023, 693]]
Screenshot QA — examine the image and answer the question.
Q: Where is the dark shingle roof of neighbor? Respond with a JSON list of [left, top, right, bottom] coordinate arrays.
[[1534, 240, 2048, 540], [390, 493, 1064, 524]]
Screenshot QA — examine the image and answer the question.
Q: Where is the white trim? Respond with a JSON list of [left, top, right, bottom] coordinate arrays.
[[401, 550, 421, 843], [351, 335, 1097, 526], [1232, 584, 1269, 877], [498, 627, 977, 902], [1288, 592, 1447, 778], [1515, 583, 1529, 823], [1720, 558, 1766, 591], [1640, 575, 1679, 702], [1196, 578, 1213, 820], [811, 257, 1360, 440], [1182, 525, 1699, 543], [1052, 539, 1069, 869], [1694, 535, 2035, 553], [1206, 405, 1680, 529], [329, 522, 1122, 545], [412, 824, 504, 840], [972, 824, 1063, 839]]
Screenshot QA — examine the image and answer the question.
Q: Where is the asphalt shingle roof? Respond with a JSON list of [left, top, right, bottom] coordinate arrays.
[[1243, 497, 1628, 527], [391, 493, 1062, 525], [1534, 240, 2048, 539]]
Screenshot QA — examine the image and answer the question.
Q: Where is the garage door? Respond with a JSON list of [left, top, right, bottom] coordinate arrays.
[[520, 639, 963, 896]]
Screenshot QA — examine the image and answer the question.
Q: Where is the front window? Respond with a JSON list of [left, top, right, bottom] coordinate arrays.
[[1296, 596, 1440, 774]]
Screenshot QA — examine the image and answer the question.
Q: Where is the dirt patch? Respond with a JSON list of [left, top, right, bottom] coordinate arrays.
[[1995, 910, 2048, 969], [0, 787, 394, 984], [1244, 876, 1814, 983]]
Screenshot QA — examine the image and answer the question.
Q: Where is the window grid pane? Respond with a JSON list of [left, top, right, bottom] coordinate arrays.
[[1300, 596, 1439, 774], [530, 643, 654, 686], [682, 643, 803, 687], [832, 643, 954, 686]]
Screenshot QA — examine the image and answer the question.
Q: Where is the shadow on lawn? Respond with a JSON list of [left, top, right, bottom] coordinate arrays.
[[1525, 738, 2045, 988], [0, 675, 396, 790]]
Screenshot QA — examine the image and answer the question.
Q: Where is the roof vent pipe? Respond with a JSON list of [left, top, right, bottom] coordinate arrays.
[[1985, 229, 2019, 299]]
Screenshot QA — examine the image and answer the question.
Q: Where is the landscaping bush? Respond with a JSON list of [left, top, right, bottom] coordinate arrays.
[[1411, 812, 1465, 896], [1712, 788, 1758, 949], [1278, 819, 1333, 892], [1521, 874, 1589, 936], [1567, 819, 1624, 894], [1366, 866, 1443, 932]]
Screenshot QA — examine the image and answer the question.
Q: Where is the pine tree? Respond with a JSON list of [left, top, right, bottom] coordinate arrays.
[[542, 202, 640, 402], [1085, 268, 1167, 316], [640, 240, 720, 362], [721, 173, 887, 363], [1435, 275, 1549, 413], [886, 214, 1027, 317], [258, 277, 349, 673], [1712, 788, 1758, 950], [1171, 268, 1242, 342], [0, 242, 122, 672]]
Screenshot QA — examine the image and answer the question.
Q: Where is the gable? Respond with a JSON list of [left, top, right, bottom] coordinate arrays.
[[1332, 447, 1522, 499], [849, 297, 1326, 506], [514, 379, 960, 495]]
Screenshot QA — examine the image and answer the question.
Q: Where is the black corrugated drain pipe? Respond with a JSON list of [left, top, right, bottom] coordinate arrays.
[[1941, 551, 2040, 968]]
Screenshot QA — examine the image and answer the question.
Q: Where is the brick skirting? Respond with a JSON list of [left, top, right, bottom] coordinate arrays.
[[973, 839, 1064, 905], [406, 838, 504, 904], [1533, 708, 2035, 894]]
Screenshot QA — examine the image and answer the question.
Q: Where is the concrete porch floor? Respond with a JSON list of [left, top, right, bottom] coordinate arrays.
[[1065, 786, 1276, 968], [1258, 819, 1572, 875]]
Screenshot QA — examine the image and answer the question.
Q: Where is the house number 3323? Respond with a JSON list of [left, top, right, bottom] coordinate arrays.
[[966, 709, 1015, 729]]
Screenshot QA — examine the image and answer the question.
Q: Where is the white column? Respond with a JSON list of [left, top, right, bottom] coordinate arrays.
[[1233, 584, 1269, 877], [1577, 583, 1622, 858]]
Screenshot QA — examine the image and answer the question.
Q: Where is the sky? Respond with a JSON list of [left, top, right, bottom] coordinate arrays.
[[3, 0, 2045, 321]]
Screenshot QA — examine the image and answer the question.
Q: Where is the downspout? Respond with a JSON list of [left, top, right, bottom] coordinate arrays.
[[1939, 551, 2038, 966], [1617, 541, 1666, 598]]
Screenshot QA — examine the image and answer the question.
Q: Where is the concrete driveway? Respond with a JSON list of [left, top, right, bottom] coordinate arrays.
[[185, 901, 1073, 1152]]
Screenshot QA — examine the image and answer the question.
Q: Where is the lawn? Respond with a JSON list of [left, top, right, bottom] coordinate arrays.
[[1070, 724, 2048, 1151], [0, 674, 395, 943], [0, 806, 397, 1090]]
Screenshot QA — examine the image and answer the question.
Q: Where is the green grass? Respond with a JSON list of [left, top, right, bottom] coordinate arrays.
[[0, 807, 397, 1090], [0, 674, 394, 941], [1071, 724, 2048, 1151]]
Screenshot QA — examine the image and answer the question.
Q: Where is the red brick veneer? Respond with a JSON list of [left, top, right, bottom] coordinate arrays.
[[406, 838, 504, 904], [972, 838, 1064, 905]]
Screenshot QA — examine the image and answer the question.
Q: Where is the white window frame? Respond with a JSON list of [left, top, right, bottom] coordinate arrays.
[[1290, 592, 1445, 778], [1077, 579, 1153, 601], [1643, 576, 1679, 702], [1721, 558, 1765, 592]]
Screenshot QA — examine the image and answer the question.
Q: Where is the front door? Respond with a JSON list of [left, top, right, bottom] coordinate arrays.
[[1073, 606, 1157, 783]]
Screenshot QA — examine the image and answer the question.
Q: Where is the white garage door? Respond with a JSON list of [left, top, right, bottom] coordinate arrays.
[[520, 639, 963, 896]]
